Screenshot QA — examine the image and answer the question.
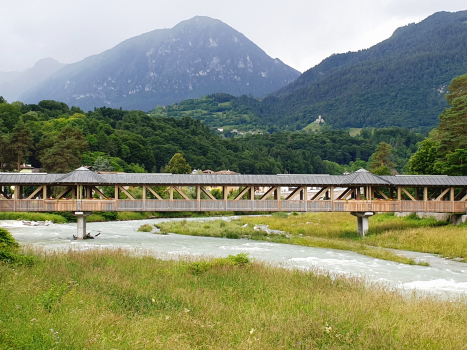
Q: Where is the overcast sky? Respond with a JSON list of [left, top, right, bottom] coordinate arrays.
[[1, 0, 466, 73]]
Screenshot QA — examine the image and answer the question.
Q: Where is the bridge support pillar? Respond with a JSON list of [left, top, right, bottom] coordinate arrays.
[[350, 212, 374, 236], [74, 212, 93, 240]]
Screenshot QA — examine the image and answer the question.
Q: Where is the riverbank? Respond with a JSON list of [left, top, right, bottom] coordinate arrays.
[[1, 248, 466, 349], [0, 211, 244, 224], [156, 212, 464, 265]]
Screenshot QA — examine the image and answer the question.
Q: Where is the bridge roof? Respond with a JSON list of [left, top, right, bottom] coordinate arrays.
[[0, 168, 466, 187]]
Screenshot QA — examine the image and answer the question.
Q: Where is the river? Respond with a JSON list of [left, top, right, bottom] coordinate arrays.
[[3, 217, 467, 298]]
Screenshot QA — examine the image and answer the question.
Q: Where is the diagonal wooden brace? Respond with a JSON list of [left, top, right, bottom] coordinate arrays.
[[147, 186, 162, 200], [286, 186, 305, 200], [173, 186, 190, 200], [436, 188, 451, 201], [260, 186, 278, 201], [312, 187, 330, 200], [119, 186, 135, 200], [27, 186, 44, 199], [200, 187, 216, 200], [375, 188, 389, 200], [234, 186, 252, 201], [401, 187, 416, 201]]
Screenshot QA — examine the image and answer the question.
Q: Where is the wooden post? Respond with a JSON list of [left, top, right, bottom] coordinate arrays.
[[451, 187, 455, 212], [330, 186, 334, 212], [197, 186, 201, 211], [142, 185, 146, 211], [250, 186, 254, 201], [223, 185, 228, 211], [397, 187, 401, 201], [169, 186, 173, 200], [114, 186, 118, 200], [424, 187, 428, 212]]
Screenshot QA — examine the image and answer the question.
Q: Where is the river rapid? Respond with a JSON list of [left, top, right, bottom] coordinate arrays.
[[3, 217, 467, 298]]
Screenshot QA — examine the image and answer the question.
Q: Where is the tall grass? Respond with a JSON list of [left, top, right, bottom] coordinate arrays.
[[0, 249, 466, 349], [157, 215, 427, 265], [0, 212, 68, 224]]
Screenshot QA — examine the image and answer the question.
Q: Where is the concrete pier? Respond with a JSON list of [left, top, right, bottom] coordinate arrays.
[[74, 212, 92, 239], [350, 212, 374, 236]]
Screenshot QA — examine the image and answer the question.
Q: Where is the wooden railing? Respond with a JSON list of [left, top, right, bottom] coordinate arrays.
[[0, 199, 466, 213]]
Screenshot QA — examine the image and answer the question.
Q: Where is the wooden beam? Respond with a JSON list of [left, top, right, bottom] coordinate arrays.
[[200, 186, 216, 200], [375, 188, 389, 200], [0, 189, 11, 199], [56, 186, 72, 200], [401, 188, 416, 201], [234, 186, 252, 201], [27, 186, 44, 199], [115, 186, 119, 200], [119, 186, 135, 200], [223, 186, 228, 200], [147, 186, 162, 200], [173, 186, 190, 200], [455, 189, 466, 201], [424, 187, 428, 201], [429, 188, 441, 200], [436, 188, 451, 201], [260, 186, 278, 201], [337, 187, 352, 200], [92, 186, 107, 199], [461, 192, 467, 202], [286, 186, 305, 200], [312, 187, 330, 200]]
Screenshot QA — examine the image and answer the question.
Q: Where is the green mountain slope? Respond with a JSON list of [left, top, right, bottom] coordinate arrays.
[[262, 11, 467, 129]]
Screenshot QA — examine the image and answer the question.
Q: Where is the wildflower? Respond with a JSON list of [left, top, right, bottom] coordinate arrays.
[[184, 308, 190, 313], [151, 298, 155, 303], [250, 328, 255, 334]]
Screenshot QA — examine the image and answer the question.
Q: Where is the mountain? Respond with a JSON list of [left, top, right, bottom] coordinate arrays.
[[0, 58, 66, 102], [255, 10, 467, 129], [20, 16, 300, 111]]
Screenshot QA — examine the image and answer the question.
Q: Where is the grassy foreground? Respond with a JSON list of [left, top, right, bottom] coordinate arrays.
[[1, 249, 467, 349], [156, 213, 462, 265]]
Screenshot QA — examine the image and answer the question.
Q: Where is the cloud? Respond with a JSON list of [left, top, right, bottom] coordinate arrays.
[[1, 0, 466, 72]]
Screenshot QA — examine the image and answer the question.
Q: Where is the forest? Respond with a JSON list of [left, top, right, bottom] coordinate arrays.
[[0, 96, 426, 175]]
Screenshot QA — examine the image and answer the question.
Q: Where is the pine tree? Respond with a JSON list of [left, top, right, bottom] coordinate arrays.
[[10, 118, 34, 172]]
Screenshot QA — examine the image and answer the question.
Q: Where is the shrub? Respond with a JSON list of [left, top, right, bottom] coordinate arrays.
[[137, 224, 153, 232]]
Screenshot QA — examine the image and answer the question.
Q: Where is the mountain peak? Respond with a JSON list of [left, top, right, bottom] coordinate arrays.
[[20, 17, 300, 111]]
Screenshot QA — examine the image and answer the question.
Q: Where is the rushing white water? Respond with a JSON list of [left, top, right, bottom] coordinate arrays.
[[3, 217, 467, 298]]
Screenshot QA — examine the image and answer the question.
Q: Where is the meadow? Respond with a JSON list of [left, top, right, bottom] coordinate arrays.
[[1, 248, 467, 349], [156, 212, 466, 265]]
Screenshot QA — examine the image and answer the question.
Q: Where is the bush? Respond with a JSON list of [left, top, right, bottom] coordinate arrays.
[[0, 228, 34, 265], [188, 253, 250, 275], [137, 224, 153, 232]]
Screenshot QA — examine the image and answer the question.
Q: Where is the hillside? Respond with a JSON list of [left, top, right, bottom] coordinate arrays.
[[20, 16, 300, 111], [262, 11, 467, 129]]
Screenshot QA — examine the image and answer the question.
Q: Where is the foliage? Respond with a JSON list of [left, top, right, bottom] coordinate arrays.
[[164, 153, 192, 174], [187, 253, 250, 275], [137, 224, 153, 232], [10, 117, 34, 171], [368, 142, 396, 175], [408, 73, 467, 175], [0, 228, 34, 265]]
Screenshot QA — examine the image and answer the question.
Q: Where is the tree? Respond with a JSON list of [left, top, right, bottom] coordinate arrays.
[[38, 126, 87, 173], [368, 142, 396, 175], [0, 96, 5, 104], [446, 73, 467, 104], [164, 153, 192, 174], [93, 156, 113, 172], [10, 118, 34, 172], [406, 139, 440, 175]]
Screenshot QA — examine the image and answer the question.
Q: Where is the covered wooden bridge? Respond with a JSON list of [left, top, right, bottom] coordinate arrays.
[[1, 167, 466, 238]]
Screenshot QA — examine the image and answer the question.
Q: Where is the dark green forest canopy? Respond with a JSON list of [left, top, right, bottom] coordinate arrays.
[[0, 99, 424, 174]]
